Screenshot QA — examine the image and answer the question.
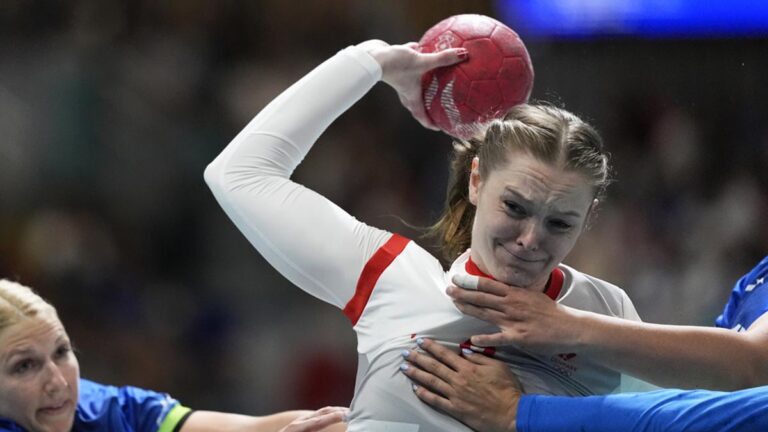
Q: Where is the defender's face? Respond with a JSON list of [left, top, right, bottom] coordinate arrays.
[[468, 152, 595, 290], [0, 315, 79, 432]]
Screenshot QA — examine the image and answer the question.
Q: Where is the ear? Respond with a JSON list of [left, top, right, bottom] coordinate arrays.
[[584, 198, 599, 230], [468, 157, 482, 206]]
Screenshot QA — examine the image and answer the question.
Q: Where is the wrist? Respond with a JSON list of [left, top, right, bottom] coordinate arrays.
[[567, 308, 601, 352], [505, 392, 521, 432], [355, 40, 389, 70]]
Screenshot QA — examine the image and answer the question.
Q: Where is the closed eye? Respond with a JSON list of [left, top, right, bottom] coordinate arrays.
[[548, 219, 573, 232], [504, 201, 527, 218]]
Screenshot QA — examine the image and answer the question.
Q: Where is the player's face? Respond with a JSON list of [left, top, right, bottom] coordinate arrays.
[[0, 315, 80, 432], [469, 152, 595, 290]]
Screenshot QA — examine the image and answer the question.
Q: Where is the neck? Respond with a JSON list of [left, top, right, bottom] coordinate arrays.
[[465, 253, 563, 300]]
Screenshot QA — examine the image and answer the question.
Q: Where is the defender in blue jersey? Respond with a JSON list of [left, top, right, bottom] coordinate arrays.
[[0, 279, 347, 432], [401, 255, 768, 432], [0, 379, 191, 432]]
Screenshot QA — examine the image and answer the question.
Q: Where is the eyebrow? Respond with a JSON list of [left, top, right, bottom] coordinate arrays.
[[2, 347, 34, 365], [2, 334, 69, 363], [504, 188, 583, 218]]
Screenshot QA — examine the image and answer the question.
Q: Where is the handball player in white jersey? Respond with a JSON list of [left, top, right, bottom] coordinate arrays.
[[205, 40, 644, 431]]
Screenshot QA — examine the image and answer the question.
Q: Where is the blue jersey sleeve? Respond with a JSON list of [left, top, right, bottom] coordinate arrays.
[[75, 378, 191, 432], [517, 386, 768, 432], [716, 255, 768, 330], [0, 420, 24, 432]]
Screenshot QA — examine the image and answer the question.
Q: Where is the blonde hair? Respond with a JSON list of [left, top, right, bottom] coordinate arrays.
[[0, 279, 58, 333], [428, 104, 611, 261]]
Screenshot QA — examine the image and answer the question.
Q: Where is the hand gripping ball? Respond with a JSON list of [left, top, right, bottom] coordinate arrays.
[[419, 14, 534, 138]]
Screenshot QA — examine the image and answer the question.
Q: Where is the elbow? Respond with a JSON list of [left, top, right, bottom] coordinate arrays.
[[743, 355, 768, 389], [742, 339, 768, 388], [203, 157, 225, 194], [724, 347, 768, 390]]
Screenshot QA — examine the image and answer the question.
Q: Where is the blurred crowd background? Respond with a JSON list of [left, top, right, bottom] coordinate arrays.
[[1, 0, 767, 415]]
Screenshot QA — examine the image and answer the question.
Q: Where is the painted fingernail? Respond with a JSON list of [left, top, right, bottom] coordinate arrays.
[[400, 363, 409, 371], [453, 274, 479, 290], [416, 337, 424, 346], [412, 383, 419, 392], [462, 348, 473, 356], [401, 349, 410, 358]]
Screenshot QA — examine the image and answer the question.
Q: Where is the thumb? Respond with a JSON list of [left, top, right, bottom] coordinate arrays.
[[421, 47, 468, 69], [471, 332, 508, 347], [461, 347, 495, 365]]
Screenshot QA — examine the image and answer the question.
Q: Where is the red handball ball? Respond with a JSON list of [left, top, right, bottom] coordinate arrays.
[[419, 14, 534, 139]]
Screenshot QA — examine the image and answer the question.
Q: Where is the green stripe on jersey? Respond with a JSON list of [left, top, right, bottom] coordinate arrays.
[[157, 404, 192, 432]]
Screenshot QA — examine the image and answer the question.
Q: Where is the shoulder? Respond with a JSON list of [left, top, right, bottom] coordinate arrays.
[[360, 233, 447, 296], [370, 234, 444, 276], [716, 255, 768, 330], [0, 419, 24, 432], [76, 378, 186, 432], [78, 378, 172, 410], [558, 264, 637, 319]]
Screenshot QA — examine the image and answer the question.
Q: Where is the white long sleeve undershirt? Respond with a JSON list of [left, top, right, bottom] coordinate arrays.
[[205, 46, 391, 309]]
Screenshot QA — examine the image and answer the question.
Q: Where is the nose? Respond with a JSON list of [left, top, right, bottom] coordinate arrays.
[[516, 219, 541, 251], [43, 362, 68, 396]]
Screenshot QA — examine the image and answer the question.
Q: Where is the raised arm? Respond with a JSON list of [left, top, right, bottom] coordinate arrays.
[[204, 45, 387, 308], [205, 41, 465, 309]]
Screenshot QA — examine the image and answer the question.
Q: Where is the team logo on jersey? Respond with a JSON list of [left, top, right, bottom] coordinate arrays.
[[550, 353, 578, 377], [746, 276, 765, 292]]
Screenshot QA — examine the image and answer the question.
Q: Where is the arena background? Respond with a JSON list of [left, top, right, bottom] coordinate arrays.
[[1, 0, 766, 415]]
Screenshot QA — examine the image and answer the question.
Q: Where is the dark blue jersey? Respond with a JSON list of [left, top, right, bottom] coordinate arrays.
[[0, 379, 191, 432], [716, 255, 768, 331]]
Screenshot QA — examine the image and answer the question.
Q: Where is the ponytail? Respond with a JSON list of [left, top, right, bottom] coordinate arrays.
[[426, 138, 481, 262]]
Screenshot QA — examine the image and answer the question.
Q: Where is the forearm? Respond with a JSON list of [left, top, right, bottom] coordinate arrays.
[[206, 45, 381, 180], [182, 410, 345, 432], [517, 386, 768, 432], [182, 410, 299, 432], [576, 312, 768, 390]]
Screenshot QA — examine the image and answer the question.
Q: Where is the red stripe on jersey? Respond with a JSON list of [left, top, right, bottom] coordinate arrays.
[[465, 257, 565, 301], [544, 267, 564, 300], [343, 233, 410, 325], [465, 257, 492, 279]]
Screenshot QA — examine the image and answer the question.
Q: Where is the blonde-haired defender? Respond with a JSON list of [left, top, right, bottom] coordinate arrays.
[[0, 279, 346, 432]]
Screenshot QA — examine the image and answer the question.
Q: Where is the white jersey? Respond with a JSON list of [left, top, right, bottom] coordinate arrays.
[[205, 46, 642, 432]]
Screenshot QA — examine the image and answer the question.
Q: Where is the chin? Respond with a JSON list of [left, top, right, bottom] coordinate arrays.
[[36, 411, 76, 432], [41, 419, 75, 432], [494, 266, 534, 288], [495, 260, 553, 289]]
